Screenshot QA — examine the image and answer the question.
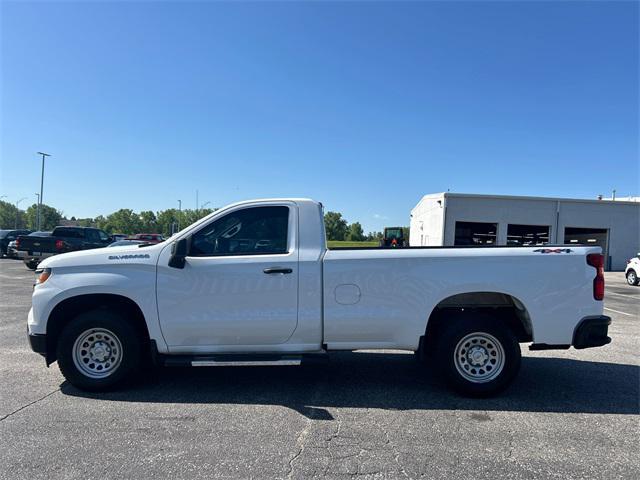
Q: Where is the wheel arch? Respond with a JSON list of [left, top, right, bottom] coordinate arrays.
[[421, 291, 533, 356], [46, 293, 150, 365]]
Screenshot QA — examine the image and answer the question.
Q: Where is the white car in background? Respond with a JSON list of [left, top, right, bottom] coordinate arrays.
[[625, 254, 640, 286]]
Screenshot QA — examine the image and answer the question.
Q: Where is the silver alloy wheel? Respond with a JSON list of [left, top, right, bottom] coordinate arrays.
[[453, 332, 505, 383], [627, 271, 637, 285], [72, 328, 123, 379]]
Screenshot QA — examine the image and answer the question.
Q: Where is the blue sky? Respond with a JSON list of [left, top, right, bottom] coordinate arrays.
[[1, 0, 638, 232]]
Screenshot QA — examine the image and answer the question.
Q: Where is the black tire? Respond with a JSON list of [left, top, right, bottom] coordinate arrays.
[[25, 261, 38, 270], [434, 314, 521, 397], [626, 269, 639, 286], [57, 309, 141, 391]]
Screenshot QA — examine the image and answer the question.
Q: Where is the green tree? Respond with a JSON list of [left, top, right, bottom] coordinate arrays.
[[102, 209, 142, 234], [324, 211, 348, 241], [366, 231, 383, 242], [346, 222, 365, 241], [24, 203, 62, 231], [156, 208, 179, 237], [139, 210, 158, 233], [155, 208, 215, 237], [0, 200, 26, 229], [76, 217, 96, 227], [94, 215, 107, 230]]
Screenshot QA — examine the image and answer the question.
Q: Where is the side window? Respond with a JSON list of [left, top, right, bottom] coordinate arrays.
[[86, 230, 100, 242], [98, 230, 110, 241], [59, 228, 83, 239], [190, 206, 289, 256]]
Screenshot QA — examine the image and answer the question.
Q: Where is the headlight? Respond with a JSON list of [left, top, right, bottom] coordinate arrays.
[[35, 268, 52, 285]]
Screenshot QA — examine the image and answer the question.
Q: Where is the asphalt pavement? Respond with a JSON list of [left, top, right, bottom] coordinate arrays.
[[0, 259, 638, 479]]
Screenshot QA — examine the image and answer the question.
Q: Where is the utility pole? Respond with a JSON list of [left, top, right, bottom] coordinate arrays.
[[36, 152, 51, 231], [15, 197, 27, 228]]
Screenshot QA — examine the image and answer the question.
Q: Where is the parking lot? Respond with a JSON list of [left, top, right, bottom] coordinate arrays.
[[0, 258, 638, 480]]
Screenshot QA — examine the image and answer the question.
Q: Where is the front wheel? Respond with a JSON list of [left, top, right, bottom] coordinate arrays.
[[626, 269, 639, 286], [435, 315, 521, 397], [57, 310, 141, 391]]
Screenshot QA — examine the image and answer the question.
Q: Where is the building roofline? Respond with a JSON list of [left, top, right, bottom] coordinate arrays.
[[422, 192, 640, 206]]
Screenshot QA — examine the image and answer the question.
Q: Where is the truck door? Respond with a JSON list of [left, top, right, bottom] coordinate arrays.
[[156, 203, 299, 348]]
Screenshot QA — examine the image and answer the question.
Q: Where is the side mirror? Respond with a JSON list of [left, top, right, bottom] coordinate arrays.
[[168, 237, 190, 269]]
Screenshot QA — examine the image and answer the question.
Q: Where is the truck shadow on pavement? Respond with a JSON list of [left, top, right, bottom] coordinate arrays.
[[61, 352, 639, 418]]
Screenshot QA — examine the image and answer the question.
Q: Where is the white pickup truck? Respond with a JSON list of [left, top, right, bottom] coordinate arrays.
[[27, 198, 611, 396]]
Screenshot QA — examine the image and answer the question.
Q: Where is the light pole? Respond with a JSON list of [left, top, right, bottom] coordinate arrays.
[[34, 193, 40, 230], [15, 197, 27, 229], [177, 200, 182, 231], [36, 152, 51, 231]]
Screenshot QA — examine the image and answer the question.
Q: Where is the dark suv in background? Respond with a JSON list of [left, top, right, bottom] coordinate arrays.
[[0, 229, 31, 257]]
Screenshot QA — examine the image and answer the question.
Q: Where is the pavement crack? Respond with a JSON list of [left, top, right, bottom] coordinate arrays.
[[385, 426, 409, 478], [0, 388, 60, 422]]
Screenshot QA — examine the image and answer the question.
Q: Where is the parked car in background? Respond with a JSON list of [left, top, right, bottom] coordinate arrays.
[[7, 240, 19, 258], [15, 232, 52, 269], [625, 253, 640, 286], [16, 226, 113, 270], [107, 240, 148, 247], [128, 233, 165, 243], [111, 234, 128, 242], [0, 229, 31, 257]]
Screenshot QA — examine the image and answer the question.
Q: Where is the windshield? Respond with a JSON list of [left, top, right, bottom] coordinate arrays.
[[385, 228, 403, 239], [0, 230, 11, 239]]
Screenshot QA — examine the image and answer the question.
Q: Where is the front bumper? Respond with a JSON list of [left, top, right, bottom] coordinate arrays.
[[573, 315, 611, 349], [28, 332, 47, 357]]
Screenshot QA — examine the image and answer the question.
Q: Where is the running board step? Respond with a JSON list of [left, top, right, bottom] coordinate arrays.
[[192, 358, 301, 367], [161, 352, 327, 368]]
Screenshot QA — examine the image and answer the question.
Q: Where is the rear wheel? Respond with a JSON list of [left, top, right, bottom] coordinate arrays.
[[25, 260, 38, 270], [626, 269, 639, 286], [434, 314, 521, 397], [57, 310, 141, 391]]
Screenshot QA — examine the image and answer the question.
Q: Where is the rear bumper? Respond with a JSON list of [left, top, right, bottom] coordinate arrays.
[[529, 315, 611, 351], [22, 252, 54, 263], [572, 315, 611, 349]]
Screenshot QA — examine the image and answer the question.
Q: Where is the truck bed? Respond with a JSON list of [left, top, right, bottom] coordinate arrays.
[[322, 245, 601, 349]]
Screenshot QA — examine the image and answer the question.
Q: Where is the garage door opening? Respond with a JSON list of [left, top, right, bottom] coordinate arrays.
[[454, 222, 498, 245], [507, 224, 550, 246], [564, 227, 610, 270]]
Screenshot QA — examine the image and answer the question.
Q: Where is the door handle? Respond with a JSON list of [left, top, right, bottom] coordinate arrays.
[[263, 267, 293, 274]]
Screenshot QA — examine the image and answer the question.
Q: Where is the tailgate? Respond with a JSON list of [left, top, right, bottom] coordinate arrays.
[[16, 236, 57, 253]]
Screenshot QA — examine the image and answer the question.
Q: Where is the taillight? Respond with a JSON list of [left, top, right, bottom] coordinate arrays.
[[15, 238, 20, 249], [55, 239, 64, 250], [587, 253, 604, 300]]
